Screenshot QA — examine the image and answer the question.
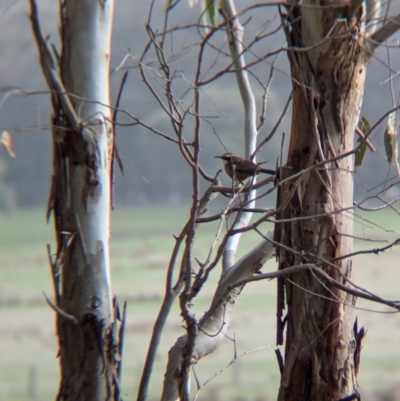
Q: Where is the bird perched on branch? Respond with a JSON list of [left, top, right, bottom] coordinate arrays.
[[215, 153, 275, 183]]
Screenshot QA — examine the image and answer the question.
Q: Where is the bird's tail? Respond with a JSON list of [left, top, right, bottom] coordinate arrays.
[[259, 167, 275, 175]]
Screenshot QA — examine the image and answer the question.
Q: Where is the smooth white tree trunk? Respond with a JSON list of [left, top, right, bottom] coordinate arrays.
[[30, 0, 122, 399]]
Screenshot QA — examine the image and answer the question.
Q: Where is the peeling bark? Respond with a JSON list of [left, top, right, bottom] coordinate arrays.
[[275, 1, 369, 399], [30, 1, 123, 400]]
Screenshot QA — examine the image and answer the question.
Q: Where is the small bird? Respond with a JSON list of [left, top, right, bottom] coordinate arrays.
[[215, 153, 275, 182]]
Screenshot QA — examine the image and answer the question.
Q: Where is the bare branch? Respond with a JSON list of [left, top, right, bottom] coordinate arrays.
[[42, 292, 79, 325], [29, 0, 78, 127], [355, 125, 376, 152], [369, 12, 400, 48], [111, 70, 128, 176], [196, 344, 274, 396], [254, 92, 292, 156], [229, 265, 400, 311], [138, 179, 220, 401], [161, 232, 275, 401], [116, 300, 127, 381]]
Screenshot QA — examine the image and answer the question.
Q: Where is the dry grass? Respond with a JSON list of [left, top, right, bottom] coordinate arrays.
[[0, 206, 399, 400]]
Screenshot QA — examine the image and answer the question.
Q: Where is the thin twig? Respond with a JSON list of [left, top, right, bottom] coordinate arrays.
[[227, 265, 400, 311], [112, 71, 128, 175], [116, 301, 127, 381], [42, 292, 79, 324], [29, 0, 78, 127]]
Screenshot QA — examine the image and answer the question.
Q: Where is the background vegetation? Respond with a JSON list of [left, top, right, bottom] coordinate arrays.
[[1, 206, 399, 401], [1, 1, 400, 208]]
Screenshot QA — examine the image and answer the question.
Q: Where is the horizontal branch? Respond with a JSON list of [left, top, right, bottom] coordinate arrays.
[[369, 12, 400, 48], [330, 237, 400, 262], [229, 264, 400, 311]]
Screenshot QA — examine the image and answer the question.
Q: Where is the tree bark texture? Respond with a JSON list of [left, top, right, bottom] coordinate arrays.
[[33, 1, 122, 399], [275, 1, 367, 399]]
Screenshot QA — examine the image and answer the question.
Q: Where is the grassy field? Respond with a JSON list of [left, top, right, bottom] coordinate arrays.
[[0, 205, 400, 401]]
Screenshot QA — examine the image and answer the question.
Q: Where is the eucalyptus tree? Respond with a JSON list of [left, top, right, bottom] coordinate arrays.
[[274, 1, 400, 399], [30, 1, 124, 399], [29, 0, 400, 400], [137, 1, 400, 400]]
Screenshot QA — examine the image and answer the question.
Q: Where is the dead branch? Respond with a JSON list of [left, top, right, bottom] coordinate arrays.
[[369, 12, 400, 48], [137, 178, 220, 401], [29, 0, 78, 127], [227, 264, 400, 312], [161, 232, 275, 401], [42, 292, 79, 325]]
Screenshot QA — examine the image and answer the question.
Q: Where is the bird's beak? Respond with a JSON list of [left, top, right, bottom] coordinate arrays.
[[214, 155, 223, 159]]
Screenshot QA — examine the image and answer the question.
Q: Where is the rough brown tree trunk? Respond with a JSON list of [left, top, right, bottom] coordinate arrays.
[[275, 1, 367, 399]]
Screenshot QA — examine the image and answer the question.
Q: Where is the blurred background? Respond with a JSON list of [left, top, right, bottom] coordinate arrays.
[[1, 0, 400, 400]]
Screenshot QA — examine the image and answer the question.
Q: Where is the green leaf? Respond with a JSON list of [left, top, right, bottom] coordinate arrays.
[[358, 116, 371, 134], [206, 0, 215, 26], [385, 112, 397, 164], [384, 128, 394, 163], [354, 116, 371, 167], [384, 111, 400, 176], [355, 136, 367, 167]]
